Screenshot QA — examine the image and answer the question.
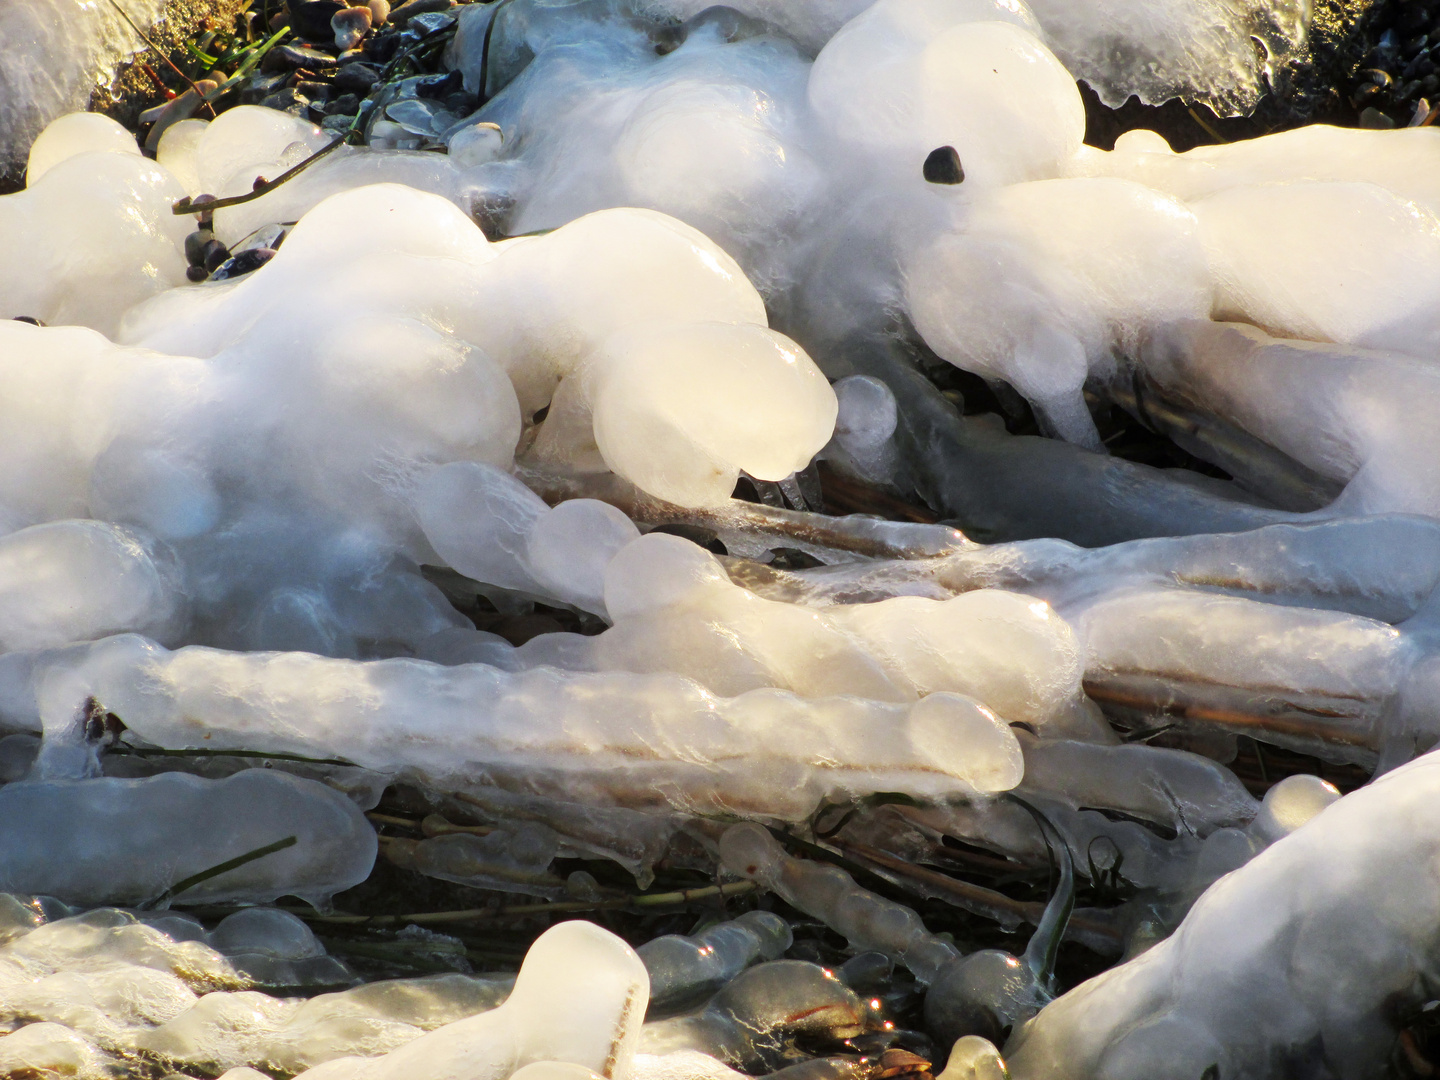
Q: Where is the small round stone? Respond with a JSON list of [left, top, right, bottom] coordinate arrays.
[[923, 145, 965, 185]]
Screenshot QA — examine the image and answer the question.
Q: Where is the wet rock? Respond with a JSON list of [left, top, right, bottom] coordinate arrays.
[[211, 247, 278, 281], [332, 6, 373, 51], [262, 43, 341, 72], [201, 239, 231, 274], [325, 92, 361, 115], [183, 229, 215, 267], [295, 80, 334, 104], [333, 61, 382, 93], [241, 72, 290, 105], [922, 146, 964, 185], [286, 0, 347, 40], [259, 88, 313, 115]]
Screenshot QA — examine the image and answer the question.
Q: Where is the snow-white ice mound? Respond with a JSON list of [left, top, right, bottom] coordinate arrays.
[[0, 910, 649, 1080], [1006, 751, 1440, 1079]]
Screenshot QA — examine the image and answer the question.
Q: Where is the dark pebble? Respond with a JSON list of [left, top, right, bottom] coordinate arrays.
[[441, 91, 476, 113], [295, 80, 334, 102], [1352, 81, 1386, 107], [923, 145, 965, 184], [366, 30, 401, 62], [333, 62, 382, 92], [10, 315, 44, 326], [286, 0, 346, 40], [260, 88, 313, 114], [325, 92, 361, 115], [186, 265, 210, 283], [241, 72, 290, 104], [262, 43, 341, 72], [202, 240, 231, 274], [184, 229, 215, 266], [1423, 72, 1439, 94], [416, 68, 464, 99], [1399, 4, 1431, 31], [1404, 33, 1430, 55]]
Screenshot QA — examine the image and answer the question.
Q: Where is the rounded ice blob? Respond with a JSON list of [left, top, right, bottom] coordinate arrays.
[[590, 322, 837, 507], [26, 112, 139, 184], [0, 770, 377, 906]]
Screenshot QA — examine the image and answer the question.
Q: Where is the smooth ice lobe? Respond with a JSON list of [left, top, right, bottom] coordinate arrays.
[[292, 921, 648, 1080], [905, 177, 1210, 445], [0, 770, 377, 906], [414, 463, 641, 615], [25, 112, 139, 183], [809, 14, 1083, 189], [0, 153, 187, 334], [638, 911, 791, 1011], [0, 520, 180, 651], [1194, 181, 1440, 357], [1006, 751, 1440, 1080], [587, 322, 838, 506]]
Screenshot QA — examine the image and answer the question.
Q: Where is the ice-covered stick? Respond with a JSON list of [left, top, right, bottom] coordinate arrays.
[[521, 465, 967, 563], [836, 333, 1296, 547], [727, 515, 1440, 626], [30, 634, 1025, 819]]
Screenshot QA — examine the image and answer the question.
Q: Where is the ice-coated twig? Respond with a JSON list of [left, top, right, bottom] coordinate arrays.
[[639, 911, 793, 1012], [29, 635, 1025, 819], [143, 835, 298, 909], [521, 467, 968, 563], [279, 881, 758, 927], [719, 822, 962, 985]]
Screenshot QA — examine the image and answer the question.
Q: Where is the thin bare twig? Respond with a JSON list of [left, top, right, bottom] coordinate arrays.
[[172, 132, 347, 214], [107, 0, 219, 119], [280, 880, 757, 926]]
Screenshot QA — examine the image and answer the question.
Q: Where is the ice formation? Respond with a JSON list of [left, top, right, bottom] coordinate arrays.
[[0, 770, 377, 905], [2, 0, 1440, 1071], [638, 911, 792, 1012], [1006, 751, 1440, 1079], [19, 631, 1025, 817], [0, 0, 167, 168]]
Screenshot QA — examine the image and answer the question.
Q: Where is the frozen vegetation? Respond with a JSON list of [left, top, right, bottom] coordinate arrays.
[[1, 0, 1440, 1075]]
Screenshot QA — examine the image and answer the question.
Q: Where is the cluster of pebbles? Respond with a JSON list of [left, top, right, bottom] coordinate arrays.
[[1349, 0, 1440, 126], [242, 0, 469, 136], [125, 0, 478, 160]]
